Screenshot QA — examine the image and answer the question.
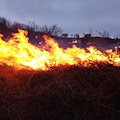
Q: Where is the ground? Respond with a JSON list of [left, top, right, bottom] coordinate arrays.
[[0, 64, 120, 120]]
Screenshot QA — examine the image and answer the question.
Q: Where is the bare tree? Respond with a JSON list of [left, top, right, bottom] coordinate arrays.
[[28, 21, 39, 31], [40, 24, 62, 36], [61, 33, 68, 38], [0, 17, 12, 29], [96, 30, 110, 38], [102, 30, 110, 38]]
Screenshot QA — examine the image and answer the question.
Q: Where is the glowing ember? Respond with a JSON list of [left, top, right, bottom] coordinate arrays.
[[0, 29, 120, 70]]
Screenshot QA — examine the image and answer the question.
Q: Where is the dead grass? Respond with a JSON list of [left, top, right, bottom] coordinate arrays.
[[0, 64, 120, 120]]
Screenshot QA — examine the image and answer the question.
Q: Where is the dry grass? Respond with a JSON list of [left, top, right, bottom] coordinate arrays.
[[0, 64, 120, 120]]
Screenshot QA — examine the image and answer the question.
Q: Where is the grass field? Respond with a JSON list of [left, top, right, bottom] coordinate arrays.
[[0, 63, 120, 120]]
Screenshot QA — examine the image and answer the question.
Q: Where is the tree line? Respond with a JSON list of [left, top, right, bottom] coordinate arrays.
[[0, 16, 118, 39], [0, 16, 62, 37]]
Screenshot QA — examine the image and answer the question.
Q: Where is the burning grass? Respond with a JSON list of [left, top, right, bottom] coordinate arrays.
[[0, 64, 120, 120], [1, 29, 120, 71], [0, 29, 120, 119]]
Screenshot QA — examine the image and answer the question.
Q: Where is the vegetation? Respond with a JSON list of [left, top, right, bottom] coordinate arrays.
[[0, 63, 120, 120], [0, 16, 62, 37], [39, 24, 62, 37], [0, 16, 120, 119], [96, 30, 110, 38]]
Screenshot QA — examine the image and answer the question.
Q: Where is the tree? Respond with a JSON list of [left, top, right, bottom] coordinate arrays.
[[96, 30, 110, 38], [74, 33, 79, 38], [39, 24, 62, 36], [28, 21, 39, 31], [0, 17, 12, 29]]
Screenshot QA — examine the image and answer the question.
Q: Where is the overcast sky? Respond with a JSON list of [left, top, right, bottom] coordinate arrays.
[[0, 0, 120, 37]]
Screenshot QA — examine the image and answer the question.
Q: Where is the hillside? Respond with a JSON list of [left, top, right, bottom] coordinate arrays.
[[1, 28, 120, 51], [0, 17, 120, 120]]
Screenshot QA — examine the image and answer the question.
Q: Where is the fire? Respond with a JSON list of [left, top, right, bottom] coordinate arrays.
[[72, 40, 77, 43], [0, 29, 120, 70]]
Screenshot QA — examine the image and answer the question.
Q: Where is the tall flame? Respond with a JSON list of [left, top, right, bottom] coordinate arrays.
[[0, 29, 120, 70]]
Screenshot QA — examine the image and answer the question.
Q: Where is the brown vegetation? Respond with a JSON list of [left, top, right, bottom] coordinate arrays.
[[0, 63, 120, 120]]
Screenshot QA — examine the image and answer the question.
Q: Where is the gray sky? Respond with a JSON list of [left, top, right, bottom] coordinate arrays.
[[0, 0, 120, 37]]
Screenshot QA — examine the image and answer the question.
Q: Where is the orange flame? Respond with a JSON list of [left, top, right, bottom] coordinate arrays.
[[72, 40, 77, 43], [0, 29, 120, 70]]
